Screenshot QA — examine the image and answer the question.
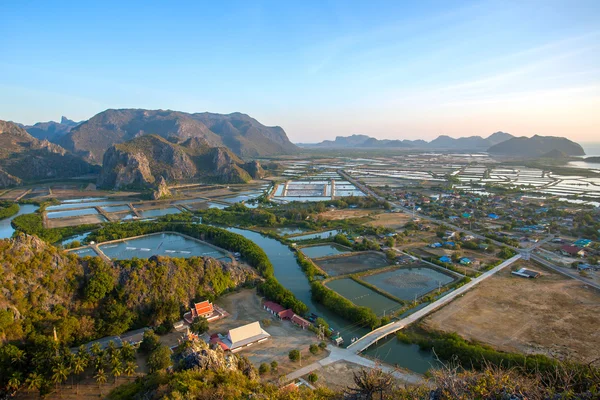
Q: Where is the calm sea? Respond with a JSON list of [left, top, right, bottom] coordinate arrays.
[[581, 142, 600, 157]]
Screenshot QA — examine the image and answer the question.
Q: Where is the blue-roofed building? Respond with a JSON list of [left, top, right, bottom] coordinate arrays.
[[462, 212, 471, 218], [449, 216, 459, 221], [439, 256, 452, 263], [460, 257, 472, 265], [488, 213, 499, 219], [444, 241, 455, 247], [574, 239, 592, 248], [429, 242, 442, 248]]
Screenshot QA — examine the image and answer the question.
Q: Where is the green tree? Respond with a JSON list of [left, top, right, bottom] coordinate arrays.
[[111, 361, 123, 383], [72, 353, 88, 395], [140, 329, 160, 354], [148, 345, 172, 372], [7, 372, 22, 395], [309, 344, 319, 355], [288, 349, 300, 362], [25, 372, 43, 397], [51, 363, 69, 395], [94, 368, 107, 395], [258, 363, 270, 375], [190, 317, 209, 334], [270, 360, 278, 371], [124, 361, 137, 379], [307, 372, 318, 383]]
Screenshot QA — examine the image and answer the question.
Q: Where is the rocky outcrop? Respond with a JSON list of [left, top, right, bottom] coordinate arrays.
[[152, 176, 172, 199], [0, 168, 21, 187], [97, 146, 155, 189], [97, 134, 262, 190], [243, 160, 265, 179]]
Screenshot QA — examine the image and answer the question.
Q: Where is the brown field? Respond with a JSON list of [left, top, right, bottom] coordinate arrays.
[[212, 289, 327, 376], [423, 262, 600, 363], [317, 209, 374, 221], [366, 212, 412, 229]]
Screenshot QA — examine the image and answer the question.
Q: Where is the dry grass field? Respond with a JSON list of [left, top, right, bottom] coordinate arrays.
[[317, 209, 374, 221], [423, 262, 600, 363], [366, 212, 412, 229]]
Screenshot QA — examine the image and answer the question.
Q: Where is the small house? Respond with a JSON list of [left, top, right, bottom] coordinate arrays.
[[439, 256, 452, 263], [560, 245, 585, 257], [459, 257, 472, 265]]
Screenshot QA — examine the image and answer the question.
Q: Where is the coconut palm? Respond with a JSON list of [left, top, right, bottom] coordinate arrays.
[[51, 363, 70, 396], [72, 354, 88, 394], [95, 368, 107, 395], [7, 372, 22, 395], [124, 361, 137, 379], [11, 349, 26, 366], [111, 362, 123, 384], [25, 372, 43, 398], [121, 342, 135, 362]]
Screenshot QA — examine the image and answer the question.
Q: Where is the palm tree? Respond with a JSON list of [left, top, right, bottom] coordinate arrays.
[[25, 372, 43, 398], [7, 372, 22, 395], [11, 349, 26, 366], [124, 361, 137, 380], [94, 368, 107, 395], [111, 362, 123, 384], [121, 342, 135, 362], [72, 355, 88, 395], [51, 363, 69, 397]]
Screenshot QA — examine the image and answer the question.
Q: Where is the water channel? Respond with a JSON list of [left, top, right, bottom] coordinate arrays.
[[0, 204, 39, 239]]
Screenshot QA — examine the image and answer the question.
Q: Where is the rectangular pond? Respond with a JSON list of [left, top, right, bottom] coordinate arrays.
[[98, 232, 229, 260], [362, 266, 455, 301], [46, 200, 128, 211], [138, 207, 181, 218], [315, 252, 389, 276], [301, 244, 351, 258], [289, 229, 341, 241], [275, 227, 306, 236], [101, 205, 132, 213], [47, 208, 98, 219], [326, 278, 402, 316]]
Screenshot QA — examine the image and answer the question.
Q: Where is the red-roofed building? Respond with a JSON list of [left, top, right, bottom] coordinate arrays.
[[279, 309, 295, 320], [263, 301, 286, 315], [184, 300, 216, 323], [291, 314, 311, 330], [560, 245, 585, 257]]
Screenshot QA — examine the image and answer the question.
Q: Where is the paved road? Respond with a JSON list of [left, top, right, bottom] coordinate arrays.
[[283, 345, 424, 384], [346, 254, 522, 353], [531, 253, 600, 291]]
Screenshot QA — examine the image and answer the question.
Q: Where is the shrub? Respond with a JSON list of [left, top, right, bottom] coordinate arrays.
[[270, 360, 278, 371], [318, 341, 327, 350], [288, 349, 300, 362], [307, 372, 318, 383], [258, 363, 270, 375], [309, 344, 319, 355]]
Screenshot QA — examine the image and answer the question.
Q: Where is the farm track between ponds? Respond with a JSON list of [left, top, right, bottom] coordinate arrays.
[[346, 254, 522, 353]]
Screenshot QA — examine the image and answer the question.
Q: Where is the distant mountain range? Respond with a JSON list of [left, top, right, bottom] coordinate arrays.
[[299, 131, 514, 150], [299, 131, 585, 156]]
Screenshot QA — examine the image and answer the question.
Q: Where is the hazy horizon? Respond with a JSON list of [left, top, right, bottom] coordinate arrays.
[[2, 1, 599, 143]]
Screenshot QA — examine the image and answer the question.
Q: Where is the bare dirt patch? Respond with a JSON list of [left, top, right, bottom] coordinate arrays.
[[423, 262, 600, 363], [315, 252, 389, 276], [366, 212, 412, 229], [317, 209, 374, 221], [211, 289, 327, 375]]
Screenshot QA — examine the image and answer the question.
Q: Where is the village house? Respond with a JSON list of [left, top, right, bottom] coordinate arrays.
[[560, 245, 585, 257]]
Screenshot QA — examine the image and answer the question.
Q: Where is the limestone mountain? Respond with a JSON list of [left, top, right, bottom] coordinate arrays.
[[301, 131, 515, 150], [0, 120, 97, 188], [488, 135, 585, 157], [97, 134, 265, 190], [23, 116, 81, 141], [59, 109, 297, 163]]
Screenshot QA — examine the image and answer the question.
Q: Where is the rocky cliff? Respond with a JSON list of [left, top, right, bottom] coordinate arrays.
[[59, 109, 297, 163], [0, 120, 98, 187], [97, 134, 262, 190]]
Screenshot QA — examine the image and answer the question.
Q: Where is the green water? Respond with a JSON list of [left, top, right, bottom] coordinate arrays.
[[325, 278, 403, 316], [301, 244, 350, 258], [362, 266, 455, 301]]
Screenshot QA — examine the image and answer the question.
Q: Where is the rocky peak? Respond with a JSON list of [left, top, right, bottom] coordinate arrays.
[[152, 176, 172, 199]]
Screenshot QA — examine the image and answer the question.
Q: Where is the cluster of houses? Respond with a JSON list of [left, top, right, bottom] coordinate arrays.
[[559, 238, 593, 258], [263, 301, 312, 330]]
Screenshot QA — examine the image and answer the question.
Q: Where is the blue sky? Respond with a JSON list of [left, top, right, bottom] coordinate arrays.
[[1, 0, 599, 142]]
